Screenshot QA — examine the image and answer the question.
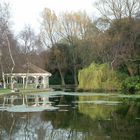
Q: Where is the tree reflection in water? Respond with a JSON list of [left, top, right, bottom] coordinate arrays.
[[0, 93, 140, 140]]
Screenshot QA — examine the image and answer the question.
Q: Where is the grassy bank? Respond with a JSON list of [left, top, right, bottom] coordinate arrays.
[[0, 88, 53, 96], [0, 89, 11, 95]]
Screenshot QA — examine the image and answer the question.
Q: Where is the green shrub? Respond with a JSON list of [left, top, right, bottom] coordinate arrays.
[[78, 63, 125, 91], [122, 76, 140, 94]]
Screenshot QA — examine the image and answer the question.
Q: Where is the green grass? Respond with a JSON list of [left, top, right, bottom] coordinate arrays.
[[0, 88, 53, 96], [0, 88, 11, 95], [20, 88, 52, 94]]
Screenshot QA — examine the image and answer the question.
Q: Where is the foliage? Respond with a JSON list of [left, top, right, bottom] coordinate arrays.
[[64, 74, 74, 84], [49, 71, 61, 85], [122, 76, 140, 94], [78, 63, 126, 91]]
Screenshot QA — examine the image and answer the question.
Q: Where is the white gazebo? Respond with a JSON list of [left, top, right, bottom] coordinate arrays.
[[4, 63, 52, 89]]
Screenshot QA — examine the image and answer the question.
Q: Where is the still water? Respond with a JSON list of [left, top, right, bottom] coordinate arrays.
[[0, 91, 140, 140]]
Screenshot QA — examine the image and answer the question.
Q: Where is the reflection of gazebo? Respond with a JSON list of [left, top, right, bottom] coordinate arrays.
[[4, 63, 51, 89]]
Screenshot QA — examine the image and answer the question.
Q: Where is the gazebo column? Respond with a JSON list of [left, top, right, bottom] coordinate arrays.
[[2, 73, 6, 89], [22, 76, 26, 89], [5, 76, 9, 88], [6, 76, 9, 85], [11, 76, 14, 90], [46, 76, 49, 88], [35, 76, 39, 88], [42, 76, 49, 89]]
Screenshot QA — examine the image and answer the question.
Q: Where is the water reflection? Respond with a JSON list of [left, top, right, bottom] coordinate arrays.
[[0, 94, 59, 112], [0, 92, 140, 140]]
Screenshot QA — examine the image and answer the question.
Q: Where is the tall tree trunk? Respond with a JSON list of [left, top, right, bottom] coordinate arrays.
[[0, 58, 6, 88], [73, 65, 78, 86], [57, 63, 65, 86], [25, 62, 29, 89], [5, 32, 15, 89], [72, 45, 78, 86]]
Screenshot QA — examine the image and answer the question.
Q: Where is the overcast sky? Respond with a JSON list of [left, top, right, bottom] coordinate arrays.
[[5, 0, 99, 34]]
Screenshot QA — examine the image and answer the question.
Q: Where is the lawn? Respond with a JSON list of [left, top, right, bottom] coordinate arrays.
[[0, 88, 53, 96], [0, 88, 11, 95]]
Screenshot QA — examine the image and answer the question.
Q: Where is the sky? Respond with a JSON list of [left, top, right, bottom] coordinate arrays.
[[5, 0, 98, 34]]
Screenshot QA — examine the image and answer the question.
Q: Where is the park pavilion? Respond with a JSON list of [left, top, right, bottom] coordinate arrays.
[[4, 63, 52, 89]]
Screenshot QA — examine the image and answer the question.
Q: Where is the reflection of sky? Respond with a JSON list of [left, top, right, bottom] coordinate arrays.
[[1, 92, 140, 139], [3, 113, 83, 140]]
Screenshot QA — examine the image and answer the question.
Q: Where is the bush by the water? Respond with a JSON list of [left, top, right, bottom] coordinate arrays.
[[78, 63, 126, 91], [122, 76, 140, 94]]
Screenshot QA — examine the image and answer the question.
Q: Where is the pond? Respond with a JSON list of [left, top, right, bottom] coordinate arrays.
[[0, 91, 140, 140]]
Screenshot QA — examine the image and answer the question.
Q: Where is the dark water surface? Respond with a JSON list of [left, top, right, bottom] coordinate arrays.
[[0, 91, 140, 140]]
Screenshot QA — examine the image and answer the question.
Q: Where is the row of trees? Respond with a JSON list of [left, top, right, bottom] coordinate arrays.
[[40, 0, 140, 87], [40, 8, 99, 86], [0, 0, 140, 88]]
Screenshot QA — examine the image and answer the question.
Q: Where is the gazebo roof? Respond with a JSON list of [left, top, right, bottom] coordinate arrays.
[[5, 63, 51, 76], [22, 63, 50, 74]]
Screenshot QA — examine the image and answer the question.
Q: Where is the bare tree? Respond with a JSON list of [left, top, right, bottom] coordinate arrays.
[[40, 8, 60, 47], [95, 0, 140, 74], [95, 0, 140, 21], [4, 31, 15, 89], [18, 25, 37, 88], [40, 8, 66, 86], [0, 2, 15, 89], [59, 11, 92, 85]]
